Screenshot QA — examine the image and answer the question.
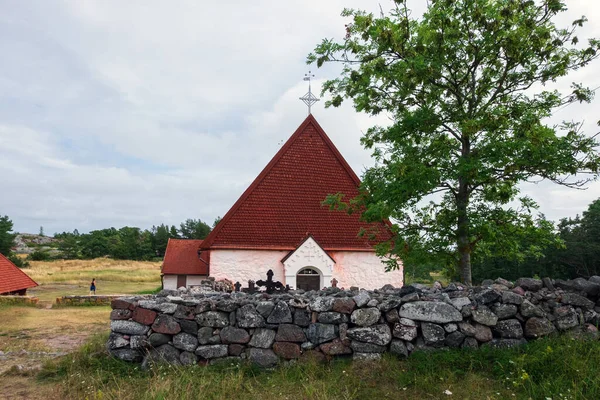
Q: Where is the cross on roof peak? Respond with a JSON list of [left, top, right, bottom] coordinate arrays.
[[299, 70, 320, 115]]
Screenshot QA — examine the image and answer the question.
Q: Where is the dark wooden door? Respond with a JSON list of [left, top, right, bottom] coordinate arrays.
[[177, 275, 187, 288], [297, 275, 320, 291]]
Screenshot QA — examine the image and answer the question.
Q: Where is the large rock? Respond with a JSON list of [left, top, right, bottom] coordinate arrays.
[[151, 315, 181, 335], [350, 308, 381, 327], [180, 351, 198, 366], [307, 323, 337, 345], [236, 305, 266, 328], [106, 333, 129, 350], [195, 345, 228, 359], [147, 344, 181, 365], [485, 338, 527, 349], [494, 319, 523, 339], [110, 309, 132, 320], [173, 305, 195, 320], [492, 304, 518, 320], [197, 327, 214, 345], [474, 323, 492, 342], [520, 300, 545, 318], [473, 289, 500, 304], [390, 340, 409, 357], [352, 290, 371, 307], [458, 321, 476, 337], [149, 333, 171, 347], [524, 317, 556, 338], [447, 296, 471, 310], [572, 278, 600, 296], [179, 320, 199, 335], [444, 331, 466, 348], [399, 301, 463, 323], [196, 311, 230, 328], [111, 348, 143, 363], [561, 293, 595, 309], [320, 339, 352, 355], [293, 309, 311, 327], [515, 278, 543, 292], [256, 301, 275, 318], [267, 301, 293, 324], [220, 326, 250, 344], [502, 291, 523, 305], [421, 322, 445, 346], [347, 324, 391, 346], [332, 298, 356, 314], [378, 298, 402, 312], [392, 318, 418, 341], [247, 348, 278, 367], [173, 332, 199, 352], [318, 312, 346, 324], [275, 324, 307, 342], [309, 297, 334, 312], [273, 342, 301, 359], [350, 340, 386, 353], [249, 328, 276, 348], [471, 306, 498, 326], [216, 300, 238, 313], [111, 320, 150, 336], [555, 306, 579, 331]]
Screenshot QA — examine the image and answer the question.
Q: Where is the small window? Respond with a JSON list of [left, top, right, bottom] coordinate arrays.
[[298, 268, 319, 275]]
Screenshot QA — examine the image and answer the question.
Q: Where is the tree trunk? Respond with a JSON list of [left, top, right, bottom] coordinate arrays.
[[457, 136, 472, 285]]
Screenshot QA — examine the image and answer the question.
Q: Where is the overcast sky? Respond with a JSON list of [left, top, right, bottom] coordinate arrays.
[[1, 1, 599, 235]]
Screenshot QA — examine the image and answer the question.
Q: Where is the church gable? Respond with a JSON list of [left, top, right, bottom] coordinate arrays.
[[201, 115, 392, 251]]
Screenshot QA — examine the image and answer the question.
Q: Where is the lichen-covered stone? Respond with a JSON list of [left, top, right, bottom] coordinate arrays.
[[347, 324, 391, 346], [111, 320, 150, 336], [247, 348, 278, 367], [275, 324, 306, 343], [195, 345, 228, 359], [390, 340, 409, 357], [267, 301, 293, 324], [332, 298, 356, 314], [494, 319, 523, 339], [399, 301, 463, 324], [350, 308, 381, 327], [151, 315, 181, 335], [147, 344, 181, 365], [471, 306, 498, 326], [196, 311, 230, 328], [555, 306, 579, 331], [318, 312, 346, 324], [249, 328, 276, 348], [256, 301, 275, 318], [309, 297, 334, 312], [307, 323, 337, 345], [515, 278, 543, 292], [524, 317, 556, 338], [421, 322, 445, 346], [110, 309, 132, 320], [236, 305, 266, 328], [219, 326, 250, 344], [106, 333, 129, 350], [352, 290, 371, 308]]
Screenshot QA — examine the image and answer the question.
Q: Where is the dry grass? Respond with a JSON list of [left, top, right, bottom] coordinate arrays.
[[24, 258, 162, 303]]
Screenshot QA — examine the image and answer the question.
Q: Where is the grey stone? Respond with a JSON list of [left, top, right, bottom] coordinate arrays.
[[309, 297, 334, 312], [444, 331, 465, 348], [385, 309, 400, 323], [366, 299, 379, 307], [444, 323, 458, 333], [306, 323, 337, 345], [236, 304, 266, 328], [471, 306, 498, 326], [494, 319, 523, 339], [572, 278, 600, 296], [106, 333, 129, 350], [502, 291, 524, 305], [301, 341, 315, 350], [492, 304, 518, 320], [111, 348, 143, 363], [197, 327, 214, 345], [401, 292, 420, 302], [318, 312, 346, 324], [179, 320, 198, 335], [147, 344, 181, 365], [392, 321, 418, 341], [148, 333, 170, 347], [195, 345, 228, 359], [399, 301, 463, 323], [458, 321, 476, 337], [220, 326, 250, 344], [228, 344, 245, 356], [462, 337, 479, 349], [267, 301, 293, 324], [555, 306, 579, 331], [275, 324, 307, 342], [129, 335, 147, 349], [542, 277, 555, 290], [561, 293, 595, 309], [247, 348, 278, 368], [249, 328, 276, 348], [390, 340, 409, 357], [447, 296, 471, 310], [256, 301, 275, 318], [515, 278, 543, 292], [474, 323, 492, 342], [207, 335, 221, 345], [173, 332, 198, 352], [524, 317, 556, 338], [520, 300, 545, 318], [350, 340, 386, 353], [180, 351, 198, 365], [350, 308, 381, 327], [352, 290, 371, 307], [110, 320, 150, 336], [216, 300, 238, 312], [293, 308, 311, 327], [474, 289, 500, 304], [421, 322, 445, 346], [378, 298, 402, 312], [347, 324, 392, 346], [196, 311, 230, 328]]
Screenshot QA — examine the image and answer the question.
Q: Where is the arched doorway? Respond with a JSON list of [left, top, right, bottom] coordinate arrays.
[[296, 267, 321, 291]]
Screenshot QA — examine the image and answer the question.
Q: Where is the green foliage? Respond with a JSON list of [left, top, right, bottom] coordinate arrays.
[[7, 253, 29, 268], [0, 215, 16, 256], [27, 249, 53, 261], [40, 333, 600, 399], [310, 0, 600, 284], [179, 218, 211, 240]]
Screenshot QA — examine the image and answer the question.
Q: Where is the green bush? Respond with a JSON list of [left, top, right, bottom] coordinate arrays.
[[27, 250, 53, 261]]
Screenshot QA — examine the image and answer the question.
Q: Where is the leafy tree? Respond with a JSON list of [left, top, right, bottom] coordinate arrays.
[[0, 215, 16, 256], [153, 224, 170, 257], [179, 219, 211, 240], [310, 0, 600, 284], [58, 233, 80, 259], [213, 216, 222, 229], [169, 225, 180, 239]]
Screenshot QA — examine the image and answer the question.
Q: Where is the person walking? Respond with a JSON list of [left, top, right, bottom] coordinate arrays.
[[90, 278, 96, 295]]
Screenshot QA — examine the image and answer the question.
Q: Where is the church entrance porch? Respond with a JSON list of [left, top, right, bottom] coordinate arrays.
[[296, 268, 321, 291]]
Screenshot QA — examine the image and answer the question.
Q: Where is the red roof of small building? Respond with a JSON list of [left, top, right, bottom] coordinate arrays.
[[162, 239, 208, 275], [201, 115, 393, 251], [0, 253, 38, 295]]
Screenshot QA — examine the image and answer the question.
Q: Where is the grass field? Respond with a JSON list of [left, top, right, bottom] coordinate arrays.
[[26, 258, 162, 303]]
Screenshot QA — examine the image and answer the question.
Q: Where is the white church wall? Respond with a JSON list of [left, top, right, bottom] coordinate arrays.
[[330, 251, 403, 289], [210, 249, 288, 285], [163, 275, 177, 290]]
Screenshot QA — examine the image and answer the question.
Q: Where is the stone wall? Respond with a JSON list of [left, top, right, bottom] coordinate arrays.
[[107, 276, 600, 367], [0, 295, 39, 306], [56, 295, 126, 306]]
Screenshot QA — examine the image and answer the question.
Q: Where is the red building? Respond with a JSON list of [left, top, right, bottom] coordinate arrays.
[[0, 253, 38, 295]]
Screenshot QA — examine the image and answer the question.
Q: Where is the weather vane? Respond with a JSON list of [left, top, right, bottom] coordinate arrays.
[[299, 71, 320, 115]]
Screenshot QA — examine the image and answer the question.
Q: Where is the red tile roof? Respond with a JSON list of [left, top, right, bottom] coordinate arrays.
[[0, 253, 38, 295], [162, 239, 208, 275], [201, 115, 393, 251]]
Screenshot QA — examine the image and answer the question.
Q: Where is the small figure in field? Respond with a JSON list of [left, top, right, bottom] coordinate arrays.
[[90, 278, 96, 295]]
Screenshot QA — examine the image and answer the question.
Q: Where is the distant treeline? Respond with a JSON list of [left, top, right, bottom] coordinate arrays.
[[51, 218, 219, 261]]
